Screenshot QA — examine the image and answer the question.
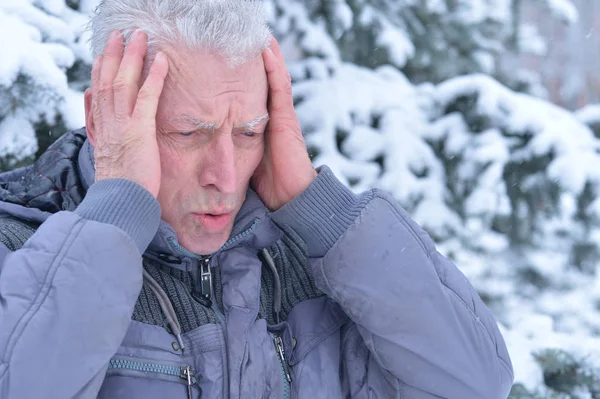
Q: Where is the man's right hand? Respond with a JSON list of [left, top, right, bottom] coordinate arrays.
[[87, 30, 168, 198]]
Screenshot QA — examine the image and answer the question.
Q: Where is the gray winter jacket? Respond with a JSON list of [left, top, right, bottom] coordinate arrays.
[[0, 129, 513, 398]]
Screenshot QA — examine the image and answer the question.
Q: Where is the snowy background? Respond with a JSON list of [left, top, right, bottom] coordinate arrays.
[[2, 0, 600, 397]]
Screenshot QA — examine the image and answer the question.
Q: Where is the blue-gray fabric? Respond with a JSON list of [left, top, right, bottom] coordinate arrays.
[[0, 129, 514, 398]]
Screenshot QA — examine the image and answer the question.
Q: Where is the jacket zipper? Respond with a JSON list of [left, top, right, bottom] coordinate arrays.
[[220, 219, 260, 250], [191, 219, 261, 308], [194, 256, 227, 324], [167, 219, 266, 397], [108, 359, 197, 398], [262, 248, 293, 399], [193, 256, 213, 307], [274, 334, 292, 399], [181, 366, 195, 399]]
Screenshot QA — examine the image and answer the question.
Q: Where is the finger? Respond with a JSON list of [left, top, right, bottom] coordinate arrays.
[[132, 51, 169, 124], [91, 55, 103, 89], [91, 55, 104, 104], [90, 56, 104, 129], [262, 45, 295, 118], [113, 30, 148, 117], [268, 36, 285, 61], [98, 31, 125, 114]]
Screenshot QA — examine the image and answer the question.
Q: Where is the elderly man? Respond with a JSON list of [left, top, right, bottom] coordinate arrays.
[[0, 0, 513, 398]]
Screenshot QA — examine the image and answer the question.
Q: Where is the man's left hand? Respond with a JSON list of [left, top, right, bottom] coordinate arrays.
[[252, 37, 317, 211]]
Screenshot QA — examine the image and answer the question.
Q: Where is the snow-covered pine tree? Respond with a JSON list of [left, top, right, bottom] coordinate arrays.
[[265, 0, 600, 397], [0, 0, 95, 171], [499, 0, 578, 98], [266, 0, 577, 94], [430, 85, 600, 397], [577, 104, 600, 138]]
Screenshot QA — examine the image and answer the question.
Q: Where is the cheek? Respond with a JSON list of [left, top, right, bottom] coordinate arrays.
[[156, 142, 195, 202], [240, 144, 264, 178], [158, 143, 181, 180], [157, 135, 199, 177], [156, 147, 178, 211], [234, 145, 263, 191]]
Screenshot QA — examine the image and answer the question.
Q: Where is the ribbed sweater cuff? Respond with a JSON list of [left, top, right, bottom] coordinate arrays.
[[75, 179, 161, 255], [270, 166, 374, 257]]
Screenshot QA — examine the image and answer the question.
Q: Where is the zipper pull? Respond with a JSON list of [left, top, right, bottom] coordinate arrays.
[[199, 257, 213, 301], [193, 257, 213, 307], [180, 366, 195, 399], [274, 335, 292, 383]]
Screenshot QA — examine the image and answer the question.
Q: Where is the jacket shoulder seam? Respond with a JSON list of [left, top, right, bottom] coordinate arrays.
[[370, 191, 432, 261], [441, 285, 511, 370], [496, 348, 514, 379]]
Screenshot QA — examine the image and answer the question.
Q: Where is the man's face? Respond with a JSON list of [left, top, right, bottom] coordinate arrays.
[[155, 49, 268, 254]]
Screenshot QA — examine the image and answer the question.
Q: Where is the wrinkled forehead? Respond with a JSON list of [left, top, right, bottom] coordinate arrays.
[[155, 47, 268, 126]]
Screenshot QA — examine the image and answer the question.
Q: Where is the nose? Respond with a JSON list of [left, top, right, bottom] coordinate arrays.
[[198, 132, 237, 194]]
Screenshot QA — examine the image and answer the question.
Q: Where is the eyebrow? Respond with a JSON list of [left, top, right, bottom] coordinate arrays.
[[239, 114, 270, 131], [167, 114, 270, 131]]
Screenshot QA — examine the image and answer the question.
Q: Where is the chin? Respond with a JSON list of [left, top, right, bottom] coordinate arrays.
[[179, 232, 229, 256]]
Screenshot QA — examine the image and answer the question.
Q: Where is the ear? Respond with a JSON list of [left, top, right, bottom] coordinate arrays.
[[84, 88, 97, 147]]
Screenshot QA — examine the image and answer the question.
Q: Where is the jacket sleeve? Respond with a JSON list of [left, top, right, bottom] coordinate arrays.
[[271, 166, 514, 399], [0, 179, 160, 399]]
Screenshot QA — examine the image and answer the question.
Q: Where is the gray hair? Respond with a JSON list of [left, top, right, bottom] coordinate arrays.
[[87, 0, 271, 67]]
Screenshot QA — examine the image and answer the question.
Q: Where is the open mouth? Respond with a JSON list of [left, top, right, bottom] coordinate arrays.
[[192, 212, 232, 231]]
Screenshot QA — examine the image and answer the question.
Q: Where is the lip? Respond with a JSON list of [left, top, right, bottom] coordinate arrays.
[[191, 212, 232, 232]]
